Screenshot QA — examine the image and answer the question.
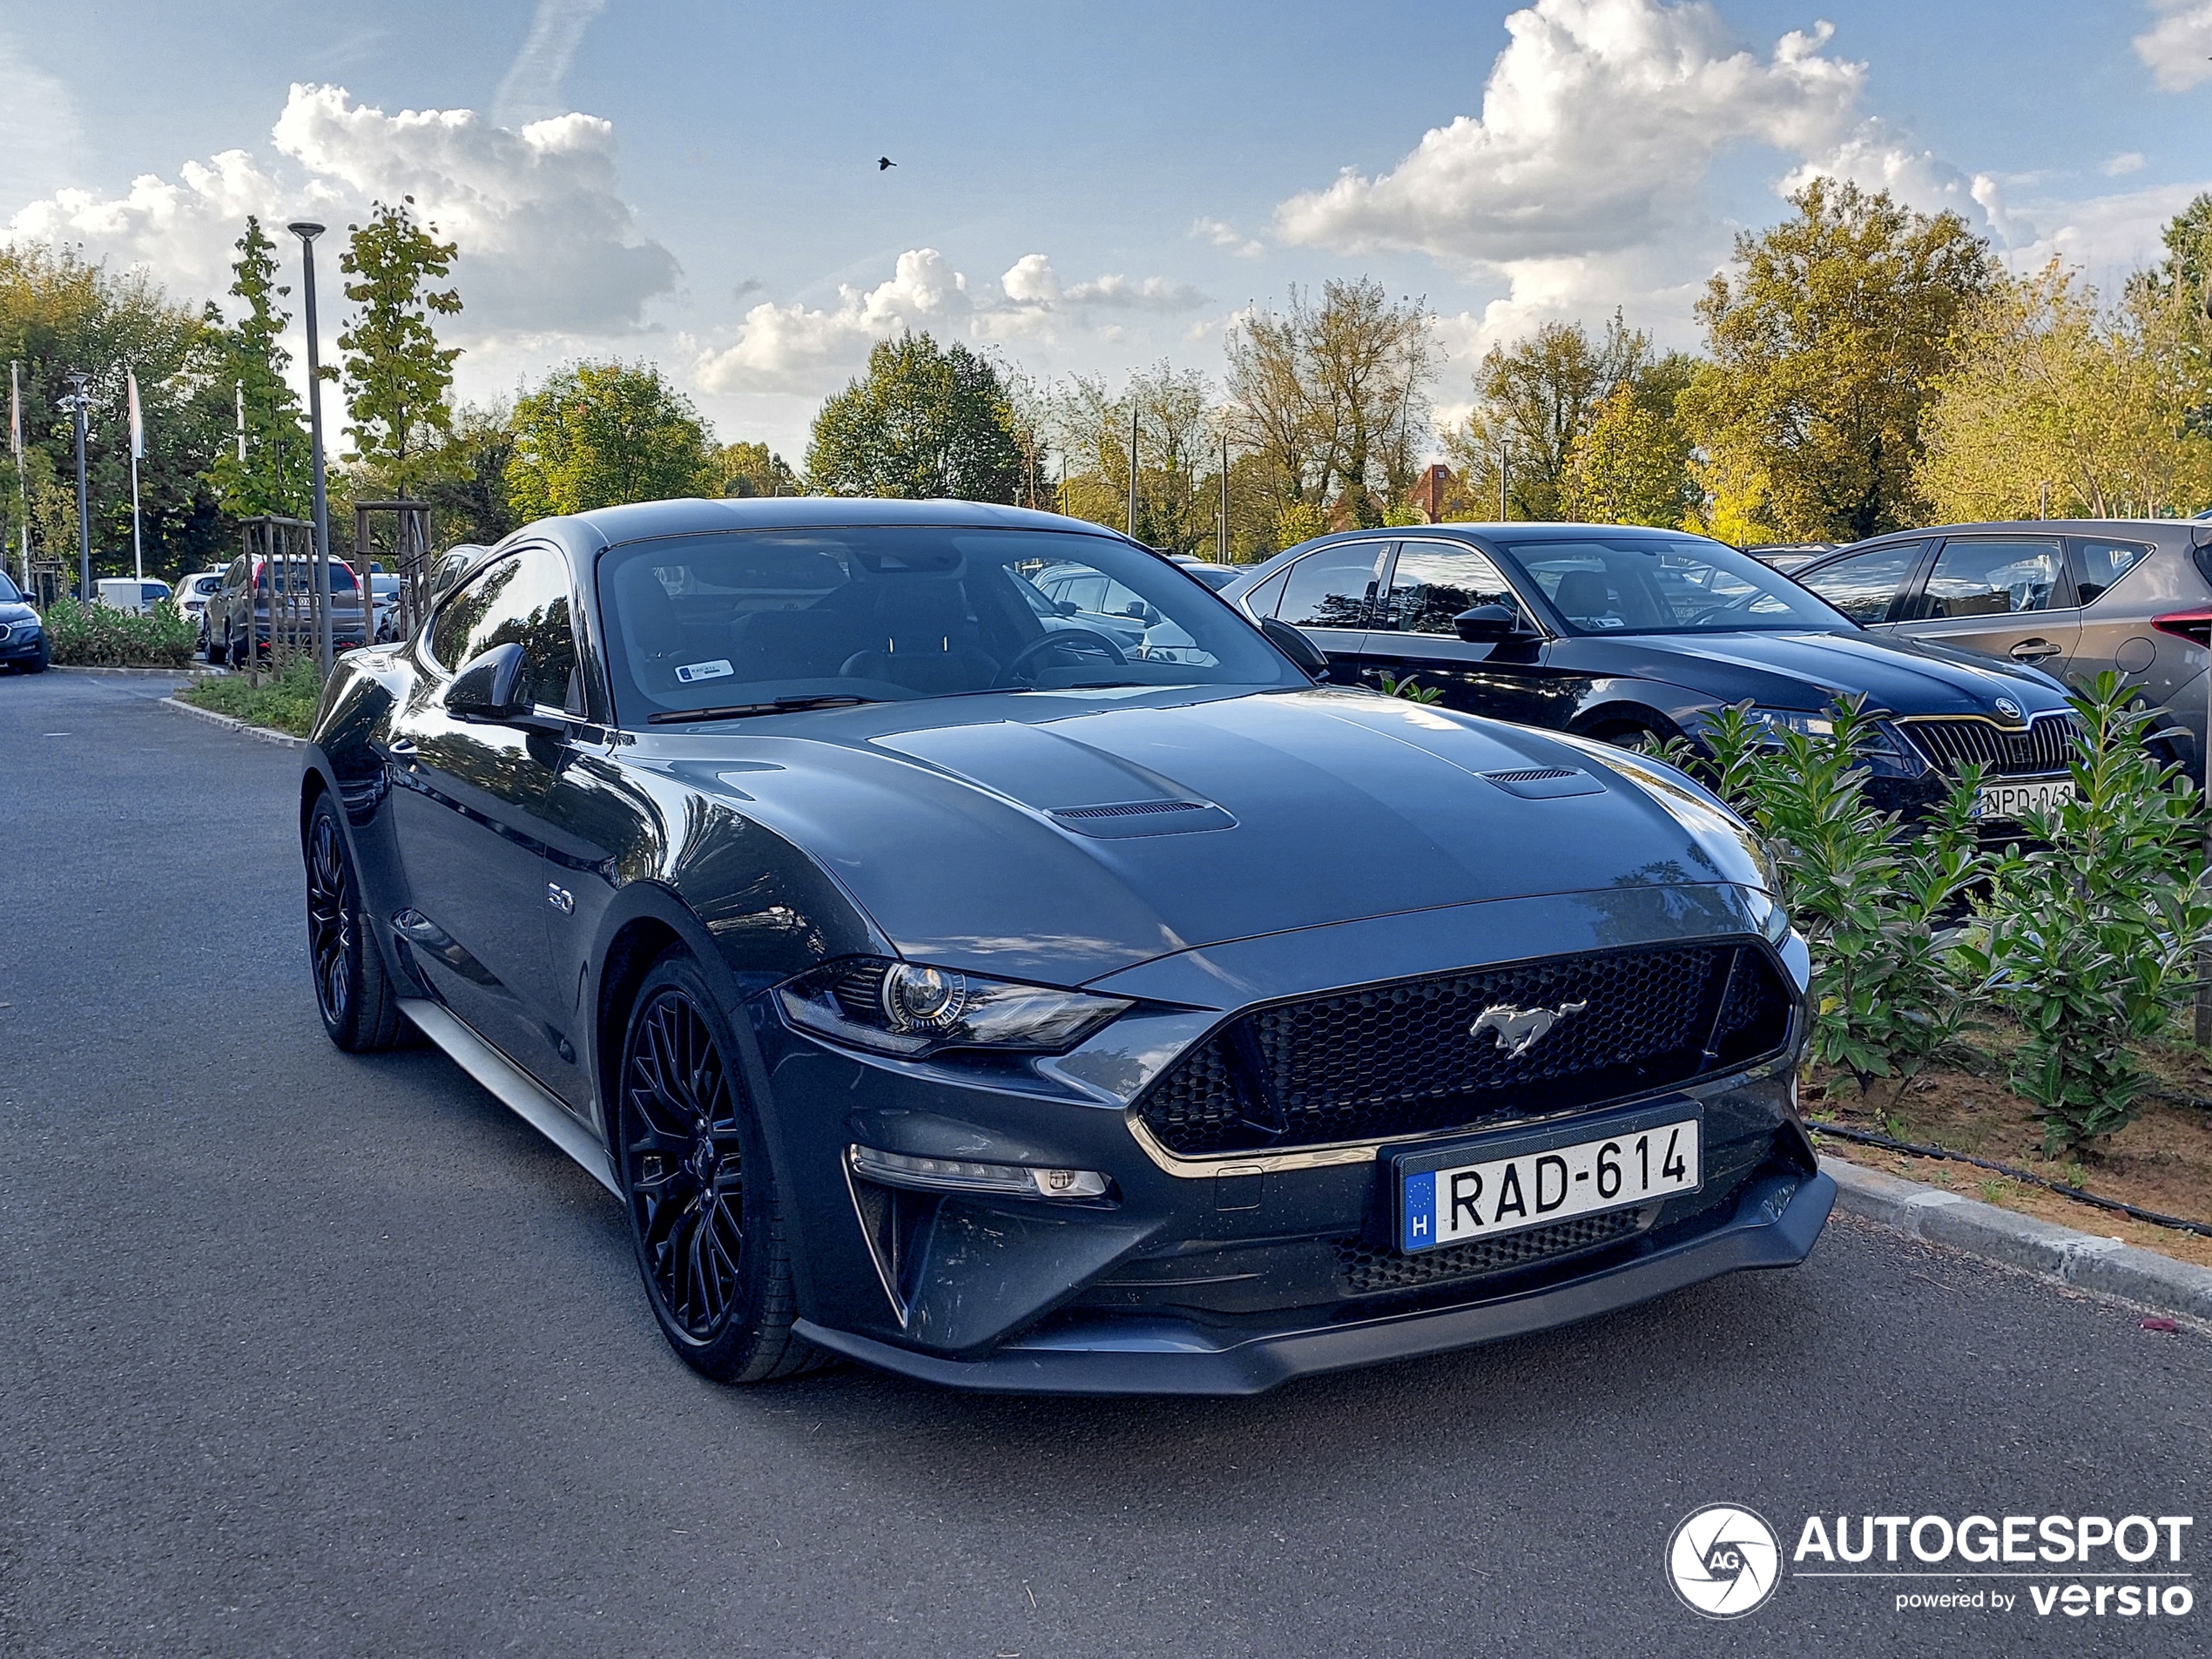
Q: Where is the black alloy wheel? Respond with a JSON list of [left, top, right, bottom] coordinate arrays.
[[616, 950, 816, 1382], [302, 793, 405, 1051]]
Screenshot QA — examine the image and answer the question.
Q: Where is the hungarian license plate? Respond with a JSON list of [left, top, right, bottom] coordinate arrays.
[[1977, 777, 2074, 822], [1393, 1107, 1701, 1255]]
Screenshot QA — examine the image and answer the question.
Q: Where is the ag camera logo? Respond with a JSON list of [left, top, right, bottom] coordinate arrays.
[[1669, 1504, 1782, 1619]]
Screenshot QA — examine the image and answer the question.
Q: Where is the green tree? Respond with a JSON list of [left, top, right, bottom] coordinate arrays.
[[1447, 314, 1656, 521], [205, 216, 311, 518], [1917, 261, 2212, 521], [1051, 361, 1219, 552], [1678, 179, 1995, 543], [0, 243, 233, 586], [1561, 381, 1696, 526], [423, 401, 519, 545], [805, 334, 1022, 501], [700, 439, 799, 498], [337, 197, 462, 499], [505, 361, 716, 518]]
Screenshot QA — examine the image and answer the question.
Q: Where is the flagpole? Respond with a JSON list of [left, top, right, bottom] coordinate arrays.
[[127, 368, 145, 583], [10, 361, 25, 591]]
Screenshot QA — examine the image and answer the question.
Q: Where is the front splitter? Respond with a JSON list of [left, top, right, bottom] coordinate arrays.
[[794, 1170, 1836, 1396]]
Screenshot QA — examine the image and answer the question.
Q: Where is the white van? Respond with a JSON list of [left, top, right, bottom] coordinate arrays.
[[94, 577, 172, 614]]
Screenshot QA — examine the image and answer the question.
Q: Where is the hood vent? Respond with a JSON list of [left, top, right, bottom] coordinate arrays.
[[1048, 799, 1238, 839], [1480, 766, 1606, 800]]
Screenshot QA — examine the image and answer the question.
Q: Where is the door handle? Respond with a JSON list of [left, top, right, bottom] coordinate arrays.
[[2009, 640, 2062, 662]]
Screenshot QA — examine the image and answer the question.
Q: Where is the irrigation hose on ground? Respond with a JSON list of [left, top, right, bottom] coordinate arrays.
[[1808, 1120, 2212, 1240]]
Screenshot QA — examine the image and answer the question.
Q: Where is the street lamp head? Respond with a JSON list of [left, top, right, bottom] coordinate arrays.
[[287, 220, 326, 243]]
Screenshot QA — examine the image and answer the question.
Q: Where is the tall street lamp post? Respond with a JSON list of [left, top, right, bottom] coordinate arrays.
[[288, 219, 334, 677], [59, 371, 91, 602]]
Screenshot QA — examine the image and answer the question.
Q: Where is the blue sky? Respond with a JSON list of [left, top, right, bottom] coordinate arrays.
[[3, 0, 2207, 461]]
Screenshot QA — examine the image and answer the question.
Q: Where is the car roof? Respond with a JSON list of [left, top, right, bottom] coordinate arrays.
[[534, 496, 1136, 550], [1834, 519, 2204, 548]]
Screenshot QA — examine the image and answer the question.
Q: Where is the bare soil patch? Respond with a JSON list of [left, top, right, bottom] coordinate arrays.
[[1804, 1032, 2212, 1270]]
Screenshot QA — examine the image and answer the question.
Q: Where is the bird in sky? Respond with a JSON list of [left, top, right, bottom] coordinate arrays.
[[877, 156, 897, 171]]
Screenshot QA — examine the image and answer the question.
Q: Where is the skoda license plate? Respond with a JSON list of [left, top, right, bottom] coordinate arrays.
[[1393, 1109, 1701, 1255], [1976, 778, 2074, 822]]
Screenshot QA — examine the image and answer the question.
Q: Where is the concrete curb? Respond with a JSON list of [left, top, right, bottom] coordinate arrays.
[[51, 663, 226, 678], [1822, 1154, 2212, 1327], [158, 694, 306, 751]]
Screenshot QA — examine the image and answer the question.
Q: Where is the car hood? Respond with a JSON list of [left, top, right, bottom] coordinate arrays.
[[1560, 629, 2071, 716], [638, 686, 1766, 984], [0, 602, 37, 625]]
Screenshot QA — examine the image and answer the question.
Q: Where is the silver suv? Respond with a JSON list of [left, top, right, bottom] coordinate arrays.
[[1792, 520, 2212, 780]]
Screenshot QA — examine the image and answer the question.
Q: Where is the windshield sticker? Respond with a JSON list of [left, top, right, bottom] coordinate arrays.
[[675, 658, 734, 684]]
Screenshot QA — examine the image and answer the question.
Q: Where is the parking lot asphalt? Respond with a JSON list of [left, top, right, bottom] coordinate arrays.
[[1, 669, 2207, 1659]]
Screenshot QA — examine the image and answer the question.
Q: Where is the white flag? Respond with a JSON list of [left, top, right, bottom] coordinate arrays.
[[126, 368, 145, 460], [8, 361, 17, 458]]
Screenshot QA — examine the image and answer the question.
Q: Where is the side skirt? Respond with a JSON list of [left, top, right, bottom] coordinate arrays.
[[398, 997, 621, 1198]]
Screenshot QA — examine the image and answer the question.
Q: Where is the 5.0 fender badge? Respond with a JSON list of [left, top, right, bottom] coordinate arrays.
[[1470, 999, 1588, 1058]]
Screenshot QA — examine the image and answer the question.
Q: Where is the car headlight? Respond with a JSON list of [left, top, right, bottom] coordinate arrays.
[[777, 958, 1133, 1058], [1743, 706, 1922, 779]]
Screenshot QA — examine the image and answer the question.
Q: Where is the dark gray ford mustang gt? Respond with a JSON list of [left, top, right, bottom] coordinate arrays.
[[300, 498, 1832, 1394]]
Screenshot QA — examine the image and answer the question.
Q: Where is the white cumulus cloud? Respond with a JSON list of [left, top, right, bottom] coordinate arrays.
[[694, 251, 1211, 395], [6, 84, 677, 342], [1271, 0, 2003, 362], [2134, 2, 2212, 92], [694, 249, 974, 395]]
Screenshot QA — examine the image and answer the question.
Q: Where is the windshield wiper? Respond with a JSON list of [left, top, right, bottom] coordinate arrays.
[[649, 694, 883, 725]]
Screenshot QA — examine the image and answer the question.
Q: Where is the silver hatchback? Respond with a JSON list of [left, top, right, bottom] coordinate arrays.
[[1792, 520, 2212, 781]]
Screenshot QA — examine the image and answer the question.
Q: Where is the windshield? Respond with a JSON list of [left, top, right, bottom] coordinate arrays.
[[1497, 534, 1851, 635], [0, 571, 18, 603], [597, 527, 1304, 724]]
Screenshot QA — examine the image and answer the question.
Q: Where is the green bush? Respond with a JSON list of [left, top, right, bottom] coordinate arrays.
[[41, 597, 198, 667], [178, 655, 325, 737], [1953, 673, 2211, 1156], [1685, 697, 1988, 1111]]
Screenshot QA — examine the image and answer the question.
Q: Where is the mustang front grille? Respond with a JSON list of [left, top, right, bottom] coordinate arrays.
[[1135, 941, 1793, 1157], [1898, 713, 2079, 777]]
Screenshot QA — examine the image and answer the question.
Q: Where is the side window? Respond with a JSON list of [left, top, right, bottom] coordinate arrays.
[[1797, 542, 1925, 624], [1240, 568, 1291, 619], [1385, 543, 1523, 635], [2070, 537, 2154, 605], [1919, 537, 2066, 619], [1277, 542, 1386, 631], [429, 547, 583, 711]]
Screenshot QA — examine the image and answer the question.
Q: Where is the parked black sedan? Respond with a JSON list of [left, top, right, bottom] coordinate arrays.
[[1222, 524, 2082, 825], [301, 499, 1829, 1394]]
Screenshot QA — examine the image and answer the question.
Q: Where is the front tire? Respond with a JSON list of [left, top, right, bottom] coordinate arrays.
[[615, 951, 816, 1383], [304, 792, 405, 1051]]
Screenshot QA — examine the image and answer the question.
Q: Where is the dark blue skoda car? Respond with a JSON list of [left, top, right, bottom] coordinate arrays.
[[1222, 524, 2081, 828], [300, 500, 1830, 1394]]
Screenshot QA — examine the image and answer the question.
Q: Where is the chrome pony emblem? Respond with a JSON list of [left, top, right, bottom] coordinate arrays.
[[1470, 999, 1588, 1059]]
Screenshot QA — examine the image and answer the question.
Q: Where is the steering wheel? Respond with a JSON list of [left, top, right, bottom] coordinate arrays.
[[1683, 590, 1762, 629], [996, 627, 1130, 685]]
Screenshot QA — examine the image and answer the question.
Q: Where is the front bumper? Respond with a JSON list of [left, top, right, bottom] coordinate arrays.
[[746, 887, 1824, 1395], [796, 1168, 1831, 1395]]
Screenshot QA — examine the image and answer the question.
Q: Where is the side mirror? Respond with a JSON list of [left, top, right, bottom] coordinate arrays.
[[1453, 604, 1522, 643], [1259, 617, 1330, 681], [445, 641, 529, 723], [1054, 598, 1080, 616]]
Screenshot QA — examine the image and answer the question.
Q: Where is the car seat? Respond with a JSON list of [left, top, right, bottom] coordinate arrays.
[[838, 579, 1000, 692]]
